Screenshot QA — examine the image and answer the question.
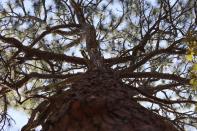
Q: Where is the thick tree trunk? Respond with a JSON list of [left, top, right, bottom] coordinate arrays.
[[37, 69, 179, 131]]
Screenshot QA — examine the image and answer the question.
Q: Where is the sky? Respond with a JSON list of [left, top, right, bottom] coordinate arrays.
[[4, 108, 28, 131]]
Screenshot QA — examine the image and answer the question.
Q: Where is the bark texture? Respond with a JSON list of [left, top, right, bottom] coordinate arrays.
[[37, 70, 179, 131]]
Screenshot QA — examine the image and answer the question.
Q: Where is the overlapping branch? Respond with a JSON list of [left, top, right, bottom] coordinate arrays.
[[0, 35, 87, 65], [119, 71, 190, 84]]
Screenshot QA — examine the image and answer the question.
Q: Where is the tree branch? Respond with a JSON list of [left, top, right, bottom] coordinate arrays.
[[131, 85, 196, 104], [0, 35, 87, 65], [29, 23, 80, 48], [118, 72, 190, 84]]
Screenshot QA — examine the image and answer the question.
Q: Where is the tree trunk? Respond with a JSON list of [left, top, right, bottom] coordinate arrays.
[[36, 69, 179, 131]]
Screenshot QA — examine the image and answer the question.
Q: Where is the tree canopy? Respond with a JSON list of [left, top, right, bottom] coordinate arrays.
[[0, 0, 197, 130]]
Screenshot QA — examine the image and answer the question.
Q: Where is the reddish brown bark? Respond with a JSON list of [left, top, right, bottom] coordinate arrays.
[[22, 70, 179, 131]]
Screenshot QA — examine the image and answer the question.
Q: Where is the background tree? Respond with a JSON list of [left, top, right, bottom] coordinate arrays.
[[0, 0, 196, 131]]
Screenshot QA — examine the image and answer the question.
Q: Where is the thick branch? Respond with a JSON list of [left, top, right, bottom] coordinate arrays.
[[104, 56, 133, 66], [105, 47, 186, 67], [28, 72, 77, 79], [0, 35, 87, 65], [123, 48, 186, 72], [119, 72, 190, 84], [132, 85, 197, 105], [8, 72, 80, 89], [24, 47, 87, 65]]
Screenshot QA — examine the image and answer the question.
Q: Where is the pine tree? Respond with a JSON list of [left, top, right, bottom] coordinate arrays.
[[0, 0, 196, 130]]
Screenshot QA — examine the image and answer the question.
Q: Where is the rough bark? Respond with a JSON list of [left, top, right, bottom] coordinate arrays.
[[22, 69, 179, 131]]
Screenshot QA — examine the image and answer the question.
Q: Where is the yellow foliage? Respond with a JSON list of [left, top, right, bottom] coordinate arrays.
[[185, 54, 193, 61], [184, 32, 197, 89], [192, 64, 197, 71], [190, 79, 197, 87]]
